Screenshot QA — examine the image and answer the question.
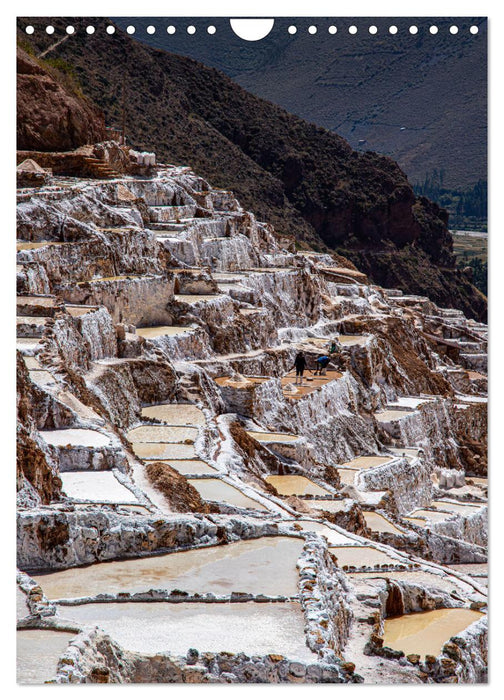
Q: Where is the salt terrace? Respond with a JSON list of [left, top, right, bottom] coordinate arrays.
[[16, 154, 487, 685]]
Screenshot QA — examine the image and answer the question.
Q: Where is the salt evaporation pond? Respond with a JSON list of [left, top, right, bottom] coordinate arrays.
[[404, 516, 427, 527], [141, 404, 205, 426], [281, 370, 342, 398], [22, 356, 41, 370], [363, 511, 402, 534], [469, 477, 488, 487], [337, 469, 358, 485], [35, 536, 304, 599], [136, 326, 194, 339], [265, 475, 331, 497], [341, 455, 393, 469], [408, 509, 453, 524], [187, 479, 268, 510], [174, 294, 224, 303], [65, 305, 97, 318], [305, 500, 347, 513], [375, 409, 416, 423], [58, 601, 316, 660], [39, 429, 111, 448], [431, 500, 483, 515], [127, 425, 198, 443], [338, 335, 370, 346], [29, 370, 56, 386], [16, 241, 67, 251], [247, 431, 300, 443], [383, 608, 484, 658], [387, 397, 431, 409], [292, 521, 355, 545], [330, 546, 400, 568], [132, 443, 196, 460], [17, 629, 75, 684], [164, 459, 218, 475], [60, 472, 137, 503]]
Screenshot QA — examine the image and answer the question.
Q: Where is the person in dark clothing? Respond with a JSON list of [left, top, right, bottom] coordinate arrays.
[[291, 351, 307, 385], [314, 355, 331, 375]]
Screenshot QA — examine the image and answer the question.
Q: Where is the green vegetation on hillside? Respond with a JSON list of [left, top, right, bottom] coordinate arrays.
[[414, 171, 487, 232]]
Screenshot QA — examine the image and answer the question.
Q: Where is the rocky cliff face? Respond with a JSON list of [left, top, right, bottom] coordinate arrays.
[[18, 19, 486, 321], [17, 47, 106, 151]]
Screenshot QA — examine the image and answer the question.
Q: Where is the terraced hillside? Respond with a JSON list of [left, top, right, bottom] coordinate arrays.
[[17, 20, 486, 321], [17, 147, 487, 684]]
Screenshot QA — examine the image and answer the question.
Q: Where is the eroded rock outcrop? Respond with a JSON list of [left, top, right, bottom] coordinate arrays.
[[17, 48, 106, 151]]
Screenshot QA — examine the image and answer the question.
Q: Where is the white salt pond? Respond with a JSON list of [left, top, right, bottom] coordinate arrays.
[[305, 500, 347, 514], [174, 294, 224, 303], [383, 608, 484, 658], [431, 500, 483, 515], [39, 429, 111, 448], [66, 305, 97, 318], [330, 546, 400, 568], [17, 315, 49, 325], [187, 479, 268, 510], [363, 511, 402, 535], [29, 370, 56, 386], [337, 469, 358, 485], [164, 459, 218, 475], [403, 516, 427, 527], [58, 601, 316, 660], [338, 335, 370, 346], [17, 629, 75, 684], [16, 337, 41, 351], [136, 326, 194, 339], [247, 431, 300, 443], [448, 563, 488, 576], [141, 404, 205, 426], [132, 443, 196, 460], [60, 472, 137, 503], [22, 356, 41, 370], [35, 536, 304, 599], [17, 241, 67, 251], [387, 397, 432, 409], [56, 390, 104, 424], [291, 521, 355, 545], [16, 295, 57, 309], [127, 425, 198, 443], [375, 409, 416, 423], [265, 475, 332, 497], [341, 455, 393, 470], [468, 477, 488, 486], [454, 394, 487, 404], [407, 509, 452, 524]]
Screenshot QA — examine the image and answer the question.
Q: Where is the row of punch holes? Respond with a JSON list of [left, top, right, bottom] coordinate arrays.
[[25, 24, 480, 36]]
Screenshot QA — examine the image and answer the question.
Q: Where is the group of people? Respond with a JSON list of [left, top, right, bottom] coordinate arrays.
[[290, 338, 343, 386]]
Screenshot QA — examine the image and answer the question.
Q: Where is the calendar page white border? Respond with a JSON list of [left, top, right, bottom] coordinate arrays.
[[5, 2, 499, 696]]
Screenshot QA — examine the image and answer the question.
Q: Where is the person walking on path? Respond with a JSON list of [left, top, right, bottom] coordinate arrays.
[[291, 351, 308, 385]]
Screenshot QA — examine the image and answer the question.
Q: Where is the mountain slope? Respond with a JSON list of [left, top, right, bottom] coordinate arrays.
[[17, 18, 486, 320], [17, 46, 106, 151], [113, 16, 487, 191]]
